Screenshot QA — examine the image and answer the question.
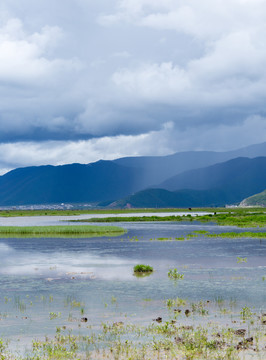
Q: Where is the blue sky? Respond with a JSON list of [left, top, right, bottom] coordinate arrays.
[[0, 0, 266, 173]]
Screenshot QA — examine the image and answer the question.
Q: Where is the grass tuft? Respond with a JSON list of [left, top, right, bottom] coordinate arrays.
[[133, 264, 154, 273]]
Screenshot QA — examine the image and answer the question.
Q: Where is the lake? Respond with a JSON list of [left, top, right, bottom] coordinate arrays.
[[0, 214, 265, 356]]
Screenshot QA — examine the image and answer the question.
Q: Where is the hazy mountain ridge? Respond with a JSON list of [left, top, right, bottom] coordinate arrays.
[[113, 142, 266, 186], [158, 157, 266, 191], [0, 142, 265, 207]]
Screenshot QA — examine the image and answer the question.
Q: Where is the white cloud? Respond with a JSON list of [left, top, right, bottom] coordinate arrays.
[[0, 18, 79, 84], [1, 115, 265, 175], [101, 0, 266, 40], [112, 29, 266, 107], [0, 125, 175, 174], [113, 62, 190, 103], [0, 0, 266, 171], [102, 0, 266, 109]]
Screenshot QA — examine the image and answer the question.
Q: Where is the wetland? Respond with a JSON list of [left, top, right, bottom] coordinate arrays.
[[0, 208, 265, 359]]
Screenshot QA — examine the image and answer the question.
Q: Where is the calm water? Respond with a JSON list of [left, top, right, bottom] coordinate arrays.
[[0, 216, 265, 351]]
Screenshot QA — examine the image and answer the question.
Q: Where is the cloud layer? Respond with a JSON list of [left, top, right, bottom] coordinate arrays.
[[0, 0, 266, 172]]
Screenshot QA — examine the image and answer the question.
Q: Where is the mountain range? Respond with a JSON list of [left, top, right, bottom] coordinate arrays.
[[0, 142, 265, 207], [115, 157, 266, 208]]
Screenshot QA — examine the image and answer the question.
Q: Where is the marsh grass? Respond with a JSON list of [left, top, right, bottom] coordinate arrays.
[[168, 268, 184, 280], [187, 230, 266, 239], [197, 210, 266, 228], [1, 207, 265, 229], [73, 215, 185, 223], [0, 225, 125, 238], [71, 208, 266, 228], [0, 208, 205, 218], [0, 296, 265, 359], [207, 231, 266, 239]]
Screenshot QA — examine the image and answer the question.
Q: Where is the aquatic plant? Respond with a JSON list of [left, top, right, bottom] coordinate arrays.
[[165, 297, 186, 308], [191, 301, 209, 315], [168, 268, 184, 280], [49, 312, 61, 320], [240, 306, 253, 320], [14, 296, 26, 312], [111, 296, 117, 304]]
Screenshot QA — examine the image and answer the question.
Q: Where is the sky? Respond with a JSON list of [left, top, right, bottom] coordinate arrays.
[[0, 0, 266, 174]]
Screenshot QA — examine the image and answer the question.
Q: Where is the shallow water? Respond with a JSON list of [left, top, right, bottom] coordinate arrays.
[[0, 218, 265, 352], [0, 211, 211, 226]]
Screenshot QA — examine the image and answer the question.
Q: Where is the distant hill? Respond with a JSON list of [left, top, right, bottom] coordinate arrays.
[[113, 142, 266, 187], [114, 142, 266, 186], [115, 157, 266, 208], [0, 161, 146, 206], [240, 190, 266, 207], [113, 188, 230, 208], [158, 157, 266, 192]]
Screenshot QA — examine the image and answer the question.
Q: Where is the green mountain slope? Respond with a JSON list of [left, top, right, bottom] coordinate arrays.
[[240, 190, 266, 207]]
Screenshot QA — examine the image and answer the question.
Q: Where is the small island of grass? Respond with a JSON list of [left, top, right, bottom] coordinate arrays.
[[133, 264, 154, 274], [0, 225, 125, 238]]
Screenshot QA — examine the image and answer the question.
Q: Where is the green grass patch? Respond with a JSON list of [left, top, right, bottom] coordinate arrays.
[[196, 210, 266, 227], [73, 215, 185, 223], [207, 231, 266, 239], [0, 225, 125, 238], [133, 264, 154, 273], [186, 230, 266, 239]]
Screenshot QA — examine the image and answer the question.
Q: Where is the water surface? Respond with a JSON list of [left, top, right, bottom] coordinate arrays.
[[0, 219, 265, 352]]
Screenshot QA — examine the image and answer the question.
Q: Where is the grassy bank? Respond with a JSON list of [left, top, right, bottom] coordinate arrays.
[[73, 215, 186, 223], [0, 208, 202, 217], [0, 207, 251, 217], [75, 209, 266, 228], [0, 225, 125, 238], [196, 211, 266, 227]]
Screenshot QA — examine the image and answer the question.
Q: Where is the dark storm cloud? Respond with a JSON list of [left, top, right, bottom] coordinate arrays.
[[0, 0, 266, 171]]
